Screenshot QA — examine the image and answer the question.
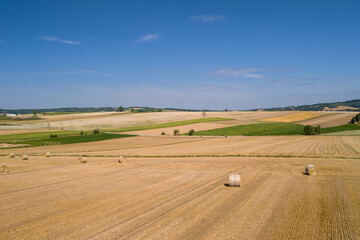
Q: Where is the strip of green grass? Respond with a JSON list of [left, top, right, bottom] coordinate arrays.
[[41, 112, 87, 115], [0, 116, 43, 121], [106, 117, 234, 132], [193, 122, 360, 136], [0, 133, 134, 148], [193, 122, 305, 136], [0, 131, 81, 141], [321, 124, 360, 134]]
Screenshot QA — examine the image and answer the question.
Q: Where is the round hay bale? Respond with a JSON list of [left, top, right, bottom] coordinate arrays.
[[8, 153, 15, 158], [228, 173, 241, 187], [43, 152, 51, 157], [305, 164, 317, 176], [0, 165, 9, 174], [21, 155, 28, 160], [79, 157, 87, 163], [118, 156, 127, 163]]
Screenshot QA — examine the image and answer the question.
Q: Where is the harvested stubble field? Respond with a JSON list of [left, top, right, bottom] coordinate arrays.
[[260, 111, 325, 123], [0, 155, 359, 239], [4, 135, 359, 159], [1, 110, 360, 239], [299, 112, 357, 128], [21, 111, 291, 130]]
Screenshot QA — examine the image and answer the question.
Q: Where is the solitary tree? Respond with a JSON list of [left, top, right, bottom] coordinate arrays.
[[315, 125, 322, 134], [304, 125, 315, 135], [188, 129, 195, 136], [224, 109, 229, 112], [173, 129, 180, 136], [130, 108, 135, 112], [161, 132, 166, 135], [202, 109, 207, 118], [118, 106, 125, 112], [32, 109, 37, 117]]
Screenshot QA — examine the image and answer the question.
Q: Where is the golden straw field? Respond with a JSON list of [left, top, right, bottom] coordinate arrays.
[[260, 111, 325, 123], [0, 111, 360, 239]]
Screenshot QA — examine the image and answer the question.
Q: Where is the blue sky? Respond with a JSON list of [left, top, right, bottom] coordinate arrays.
[[0, 0, 359, 110]]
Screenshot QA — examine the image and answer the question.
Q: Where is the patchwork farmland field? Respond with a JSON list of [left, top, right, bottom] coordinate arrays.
[[0, 111, 359, 239], [260, 111, 325, 123]]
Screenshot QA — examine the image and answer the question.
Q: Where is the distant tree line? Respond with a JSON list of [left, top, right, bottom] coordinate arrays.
[[251, 99, 360, 112]]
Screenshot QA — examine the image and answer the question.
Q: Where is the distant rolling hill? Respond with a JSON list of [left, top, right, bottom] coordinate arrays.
[[253, 99, 360, 112]]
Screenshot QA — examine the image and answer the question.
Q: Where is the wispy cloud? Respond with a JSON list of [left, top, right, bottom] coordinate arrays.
[[210, 68, 265, 78], [32, 70, 112, 76], [39, 36, 80, 45], [135, 33, 162, 42], [190, 15, 225, 22]]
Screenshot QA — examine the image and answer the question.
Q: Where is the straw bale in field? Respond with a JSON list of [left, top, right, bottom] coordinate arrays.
[[305, 164, 317, 176], [228, 173, 241, 187], [0, 165, 9, 174], [43, 152, 51, 157], [118, 156, 127, 163]]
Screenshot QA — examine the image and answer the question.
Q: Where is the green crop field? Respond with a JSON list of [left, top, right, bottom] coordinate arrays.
[[0, 116, 43, 121], [0, 131, 134, 148], [193, 122, 360, 136], [320, 124, 360, 134], [193, 122, 305, 136]]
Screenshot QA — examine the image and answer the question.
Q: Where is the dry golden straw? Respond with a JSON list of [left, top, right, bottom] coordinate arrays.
[[228, 173, 241, 187], [305, 164, 317, 176], [0, 165, 9, 174], [21, 155, 28, 160], [8, 153, 15, 158]]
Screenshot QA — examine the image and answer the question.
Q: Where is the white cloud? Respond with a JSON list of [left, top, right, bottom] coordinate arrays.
[[39, 36, 80, 45], [32, 70, 112, 76], [135, 33, 161, 42], [210, 68, 264, 78], [190, 15, 225, 22], [244, 73, 265, 79]]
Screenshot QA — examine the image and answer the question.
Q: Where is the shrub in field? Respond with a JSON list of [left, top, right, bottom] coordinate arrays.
[[202, 110, 207, 118], [80, 131, 84, 135], [93, 129, 100, 135], [173, 129, 180, 136], [161, 132, 166, 135], [350, 113, 360, 124], [304, 125, 315, 135], [315, 125, 322, 134], [188, 129, 195, 135], [50, 134, 58, 138], [118, 106, 125, 112]]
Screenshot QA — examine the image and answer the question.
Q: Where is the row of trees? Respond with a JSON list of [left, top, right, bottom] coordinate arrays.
[[304, 125, 322, 135], [118, 106, 164, 113], [161, 129, 195, 136]]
